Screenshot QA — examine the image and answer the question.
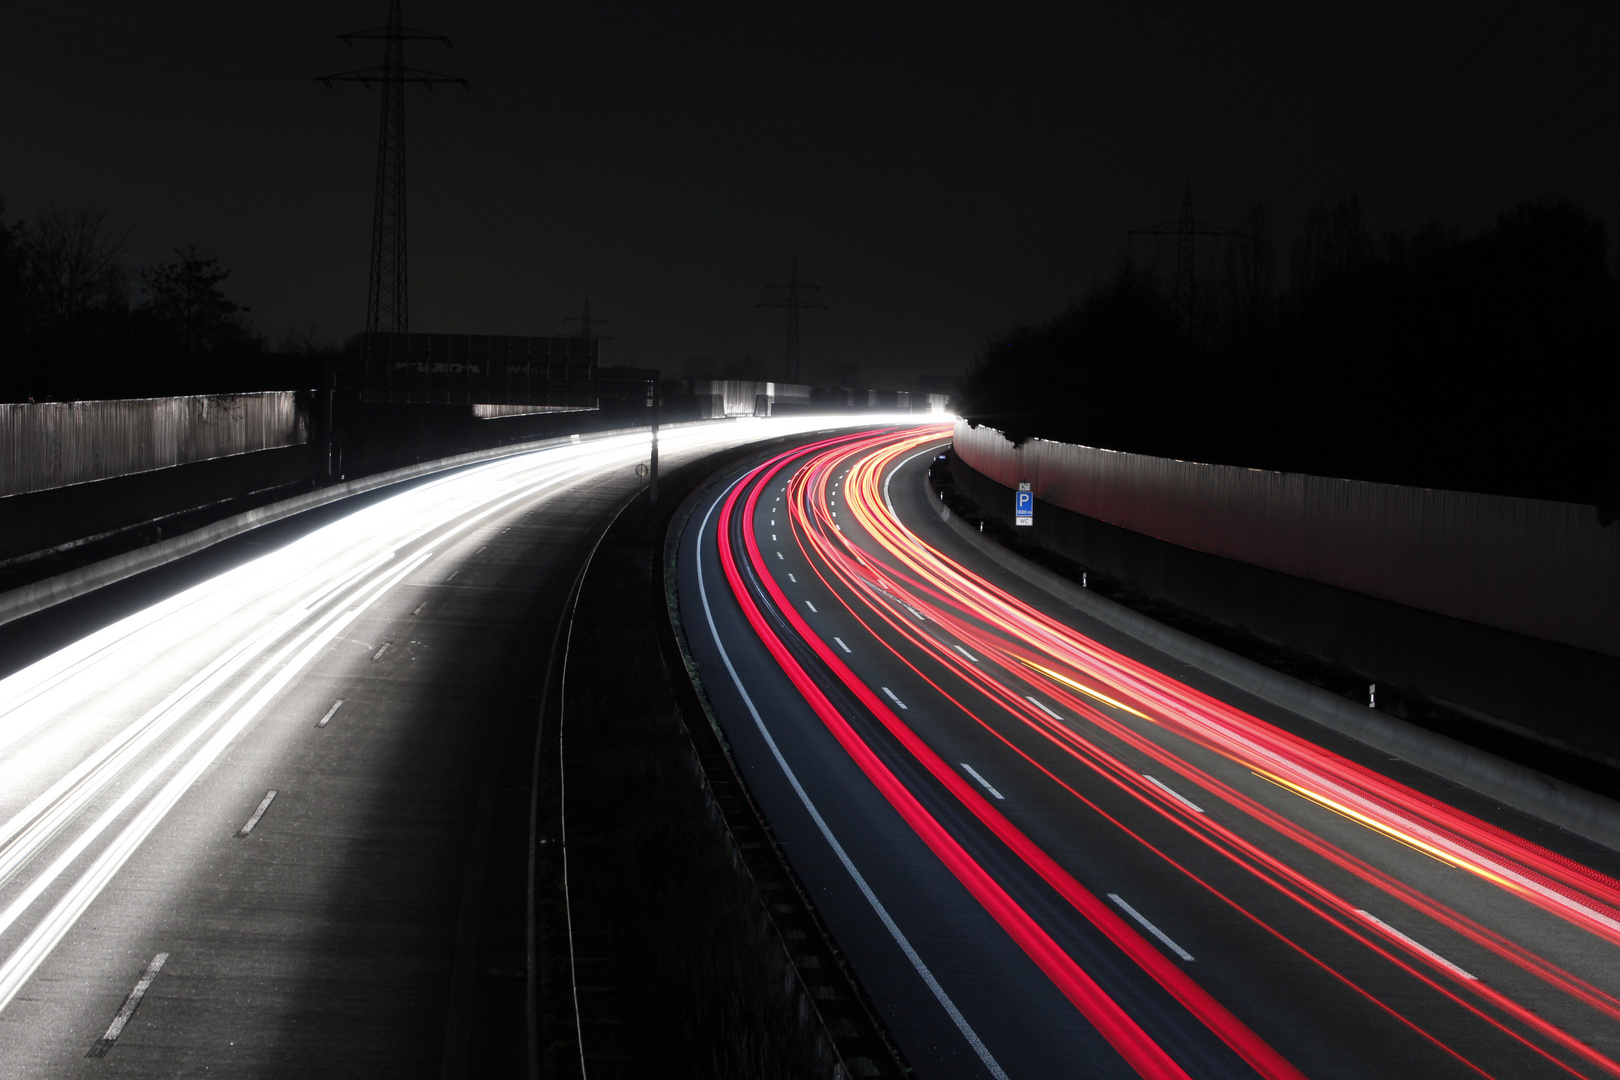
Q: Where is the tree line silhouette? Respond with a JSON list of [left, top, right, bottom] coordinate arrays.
[[963, 196, 1618, 514], [0, 197, 310, 403]]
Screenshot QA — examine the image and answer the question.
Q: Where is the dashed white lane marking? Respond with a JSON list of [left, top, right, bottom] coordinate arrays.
[[372, 642, 392, 661], [476, 545, 487, 554], [316, 700, 343, 728], [1143, 774, 1205, 814], [772, 534, 778, 541], [1357, 910, 1477, 980], [1108, 895, 1194, 961], [693, 491, 1008, 1080], [834, 637, 852, 653], [85, 952, 168, 1059], [445, 570, 459, 582], [412, 601, 429, 616], [953, 644, 980, 662], [775, 551, 783, 560], [881, 686, 909, 710], [771, 519, 776, 525], [788, 573, 797, 582], [237, 790, 278, 838], [961, 764, 1004, 800], [805, 601, 817, 613], [1025, 695, 1063, 720]]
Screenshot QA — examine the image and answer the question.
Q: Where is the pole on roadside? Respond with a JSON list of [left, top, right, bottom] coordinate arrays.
[[648, 377, 660, 505]]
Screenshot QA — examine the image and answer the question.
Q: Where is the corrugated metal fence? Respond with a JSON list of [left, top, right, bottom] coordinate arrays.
[[688, 380, 812, 418], [954, 418, 1620, 659], [2, 393, 306, 498]]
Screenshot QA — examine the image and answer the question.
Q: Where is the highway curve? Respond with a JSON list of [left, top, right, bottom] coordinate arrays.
[[676, 424, 1620, 1079], [0, 417, 883, 1078]]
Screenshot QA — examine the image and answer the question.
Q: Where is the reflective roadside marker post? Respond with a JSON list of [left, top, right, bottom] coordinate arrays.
[[1015, 482, 1034, 527]]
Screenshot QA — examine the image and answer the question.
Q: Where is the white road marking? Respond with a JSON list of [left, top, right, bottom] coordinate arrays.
[[961, 764, 1004, 800], [788, 573, 797, 582], [881, 687, 909, 710], [834, 637, 852, 653], [411, 601, 429, 616], [237, 790, 278, 837], [1357, 910, 1477, 980], [445, 570, 459, 582], [771, 520, 776, 525], [85, 952, 168, 1059], [953, 644, 980, 662], [805, 601, 817, 613], [316, 700, 343, 728], [694, 492, 1008, 1080], [1108, 895, 1194, 961], [1025, 695, 1063, 720], [775, 551, 783, 560], [476, 545, 487, 554], [0, 550, 426, 1015], [372, 642, 392, 661], [1143, 774, 1204, 814], [772, 534, 778, 541]]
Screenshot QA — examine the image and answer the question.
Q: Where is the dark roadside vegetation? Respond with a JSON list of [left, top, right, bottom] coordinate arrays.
[[0, 195, 324, 402], [928, 452, 1620, 805], [533, 449, 908, 1080], [964, 195, 1620, 518]]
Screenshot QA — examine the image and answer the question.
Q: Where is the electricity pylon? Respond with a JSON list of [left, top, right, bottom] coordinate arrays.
[[320, 0, 468, 336], [758, 259, 828, 384], [1128, 181, 1240, 339], [564, 297, 609, 340]]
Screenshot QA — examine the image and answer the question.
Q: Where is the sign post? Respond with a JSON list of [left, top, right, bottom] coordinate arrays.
[[1015, 482, 1034, 527]]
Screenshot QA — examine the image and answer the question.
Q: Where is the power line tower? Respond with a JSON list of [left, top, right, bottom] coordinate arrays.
[[320, 0, 467, 336], [564, 297, 609, 340], [758, 259, 828, 384], [1128, 180, 1241, 340]]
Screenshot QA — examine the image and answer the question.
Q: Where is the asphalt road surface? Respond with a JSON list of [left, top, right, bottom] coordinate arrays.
[[677, 425, 1620, 1080], [0, 416, 894, 1078]]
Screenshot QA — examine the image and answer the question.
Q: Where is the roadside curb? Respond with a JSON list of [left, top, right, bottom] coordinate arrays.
[[921, 466, 1620, 855]]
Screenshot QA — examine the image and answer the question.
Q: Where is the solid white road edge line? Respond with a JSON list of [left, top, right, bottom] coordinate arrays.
[[961, 764, 1004, 800], [1107, 894, 1194, 962], [696, 481, 1008, 1080]]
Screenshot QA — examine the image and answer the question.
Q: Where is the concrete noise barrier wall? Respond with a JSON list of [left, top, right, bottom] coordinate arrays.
[[1, 393, 307, 498], [953, 418, 1620, 659]]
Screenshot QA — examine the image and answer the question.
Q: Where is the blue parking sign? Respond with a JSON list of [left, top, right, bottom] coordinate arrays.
[[1015, 487, 1034, 526]]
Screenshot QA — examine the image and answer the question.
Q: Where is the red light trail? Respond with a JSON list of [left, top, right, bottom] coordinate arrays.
[[707, 425, 1620, 1078]]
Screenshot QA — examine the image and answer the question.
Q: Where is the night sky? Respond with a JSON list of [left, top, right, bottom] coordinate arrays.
[[3, 1, 1616, 387]]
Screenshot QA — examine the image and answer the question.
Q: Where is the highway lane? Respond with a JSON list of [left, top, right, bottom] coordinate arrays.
[[0, 416, 897, 1078], [677, 425, 1620, 1079]]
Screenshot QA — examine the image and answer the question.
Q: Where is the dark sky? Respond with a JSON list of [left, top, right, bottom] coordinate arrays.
[[3, 1, 1617, 386]]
